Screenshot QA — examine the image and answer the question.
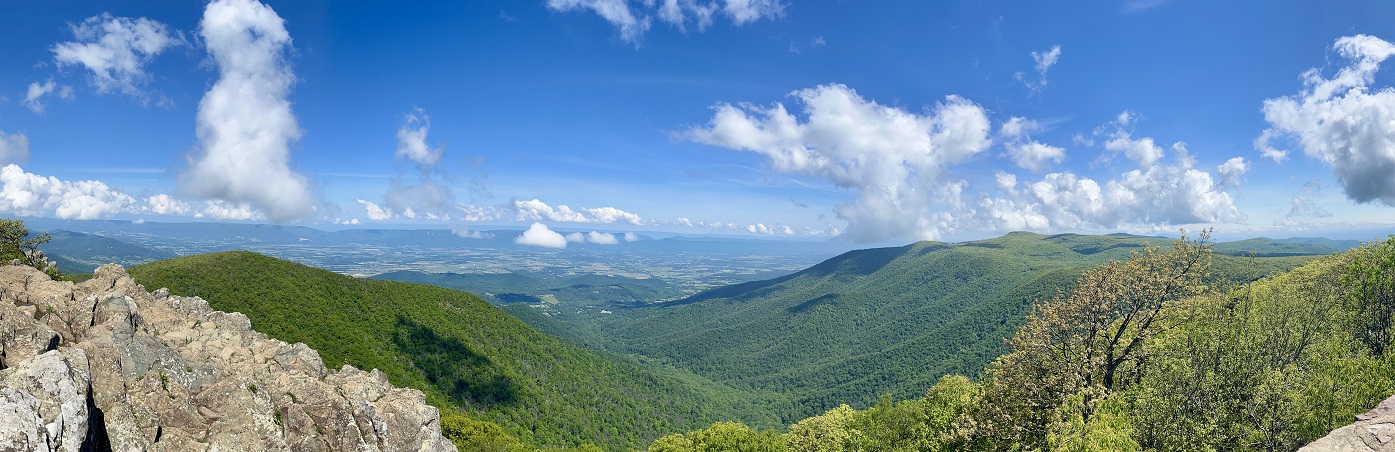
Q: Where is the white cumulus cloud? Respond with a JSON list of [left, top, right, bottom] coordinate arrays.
[[511, 199, 643, 224], [0, 164, 137, 220], [954, 145, 1244, 234], [515, 222, 568, 248], [580, 206, 643, 225], [356, 199, 394, 221], [181, 0, 313, 222], [1257, 34, 1395, 206], [52, 13, 180, 98], [562, 230, 623, 245], [195, 200, 260, 220], [143, 193, 190, 215], [1217, 157, 1249, 188], [1000, 117, 1065, 172], [587, 230, 620, 244], [684, 83, 992, 242]]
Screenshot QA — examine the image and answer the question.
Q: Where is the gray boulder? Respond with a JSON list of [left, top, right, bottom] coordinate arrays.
[[0, 263, 456, 451]]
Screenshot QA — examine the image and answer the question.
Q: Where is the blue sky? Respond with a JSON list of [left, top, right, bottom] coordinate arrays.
[[2, 0, 1395, 244]]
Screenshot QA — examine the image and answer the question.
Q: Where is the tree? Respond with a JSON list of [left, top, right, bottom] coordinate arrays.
[[1346, 236, 1395, 356], [975, 231, 1212, 446], [649, 422, 787, 452], [439, 410, 530, 452], [0, 218, 57, 276]]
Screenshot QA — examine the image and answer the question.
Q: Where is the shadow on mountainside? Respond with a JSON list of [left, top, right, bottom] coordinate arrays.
[[391, 316, 519, 407]]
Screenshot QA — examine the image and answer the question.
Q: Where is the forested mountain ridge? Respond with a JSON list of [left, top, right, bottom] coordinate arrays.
[[127, 251, 772, 451], [580, 232, 1335, 423], [641, 234, 1395, 451]]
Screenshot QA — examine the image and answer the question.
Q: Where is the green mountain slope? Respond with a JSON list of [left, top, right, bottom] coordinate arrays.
[[587, 232, 1325, 422], [639, 236, 1395, 451], [129, 251, 772, 450]]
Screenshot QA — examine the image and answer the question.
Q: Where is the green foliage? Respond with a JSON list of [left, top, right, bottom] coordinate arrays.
[[440, 410, 530, 452], [0, 218, 59, 277], [649, 422, 787, 452], [1046, 394, 1140, 452], [1125, 241, 1395, 451], [975, 233, 1212, 446], [594, 233, 1152, 422], [784, 405, 862, 451], [571, 232, 1313, 428], [129, 251, 764, 451], [778, 375, 978, 452], [1346, 236, 1395, 355]]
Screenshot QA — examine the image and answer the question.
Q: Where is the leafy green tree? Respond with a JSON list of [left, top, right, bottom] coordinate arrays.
[[784, 405, 861, 451], [919, 374, 978, 450], [0, 218, 57, 276], [1346, 236, 1395, 355], [649, 422, 787, 452], [440, 411, 530, 452], [975, 231, 1212, 446], [1126, 239, 1395, 451], [1046, 394, 1140, 452]]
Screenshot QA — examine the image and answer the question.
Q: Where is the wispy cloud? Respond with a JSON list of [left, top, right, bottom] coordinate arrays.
[[547, 0, 784, 45], [23, 79, 73, 114], [1014, 45, 1061, 96], [1123, 0, 1171, 14], [52, 13, 181, 102]]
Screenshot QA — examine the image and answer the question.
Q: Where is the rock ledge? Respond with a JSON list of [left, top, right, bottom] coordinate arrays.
[[0, 263, 455, 451]]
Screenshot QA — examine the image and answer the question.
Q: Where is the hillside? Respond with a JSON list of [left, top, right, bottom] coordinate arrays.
[[40, 230, 176, 274], [636, 236, 1395, 451], [128, 251, 772, 450], [580, 232, 1328, 422]]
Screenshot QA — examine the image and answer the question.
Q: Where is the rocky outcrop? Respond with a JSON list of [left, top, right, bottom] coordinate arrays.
[[1301, 395, 1395, 452], [0, 263, 455, 451]]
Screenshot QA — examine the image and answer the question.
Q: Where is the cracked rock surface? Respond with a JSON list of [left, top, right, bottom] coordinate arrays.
[[0, 263, 455, 451], [1301, 394, 1395, 452]]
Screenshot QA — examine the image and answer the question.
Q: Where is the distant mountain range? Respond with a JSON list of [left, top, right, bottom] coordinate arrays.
[[24, 218, 855, 254], [42, 230, 176, 274]]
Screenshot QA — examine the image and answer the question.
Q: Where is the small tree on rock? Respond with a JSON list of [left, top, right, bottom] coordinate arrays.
[[0, 218, 58, 276]]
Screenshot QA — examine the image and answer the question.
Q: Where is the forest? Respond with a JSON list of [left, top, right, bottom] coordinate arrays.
[[556, 232, 1323, 424], [639, 233, 1395, 451], [112, 231, 1394, 450]]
